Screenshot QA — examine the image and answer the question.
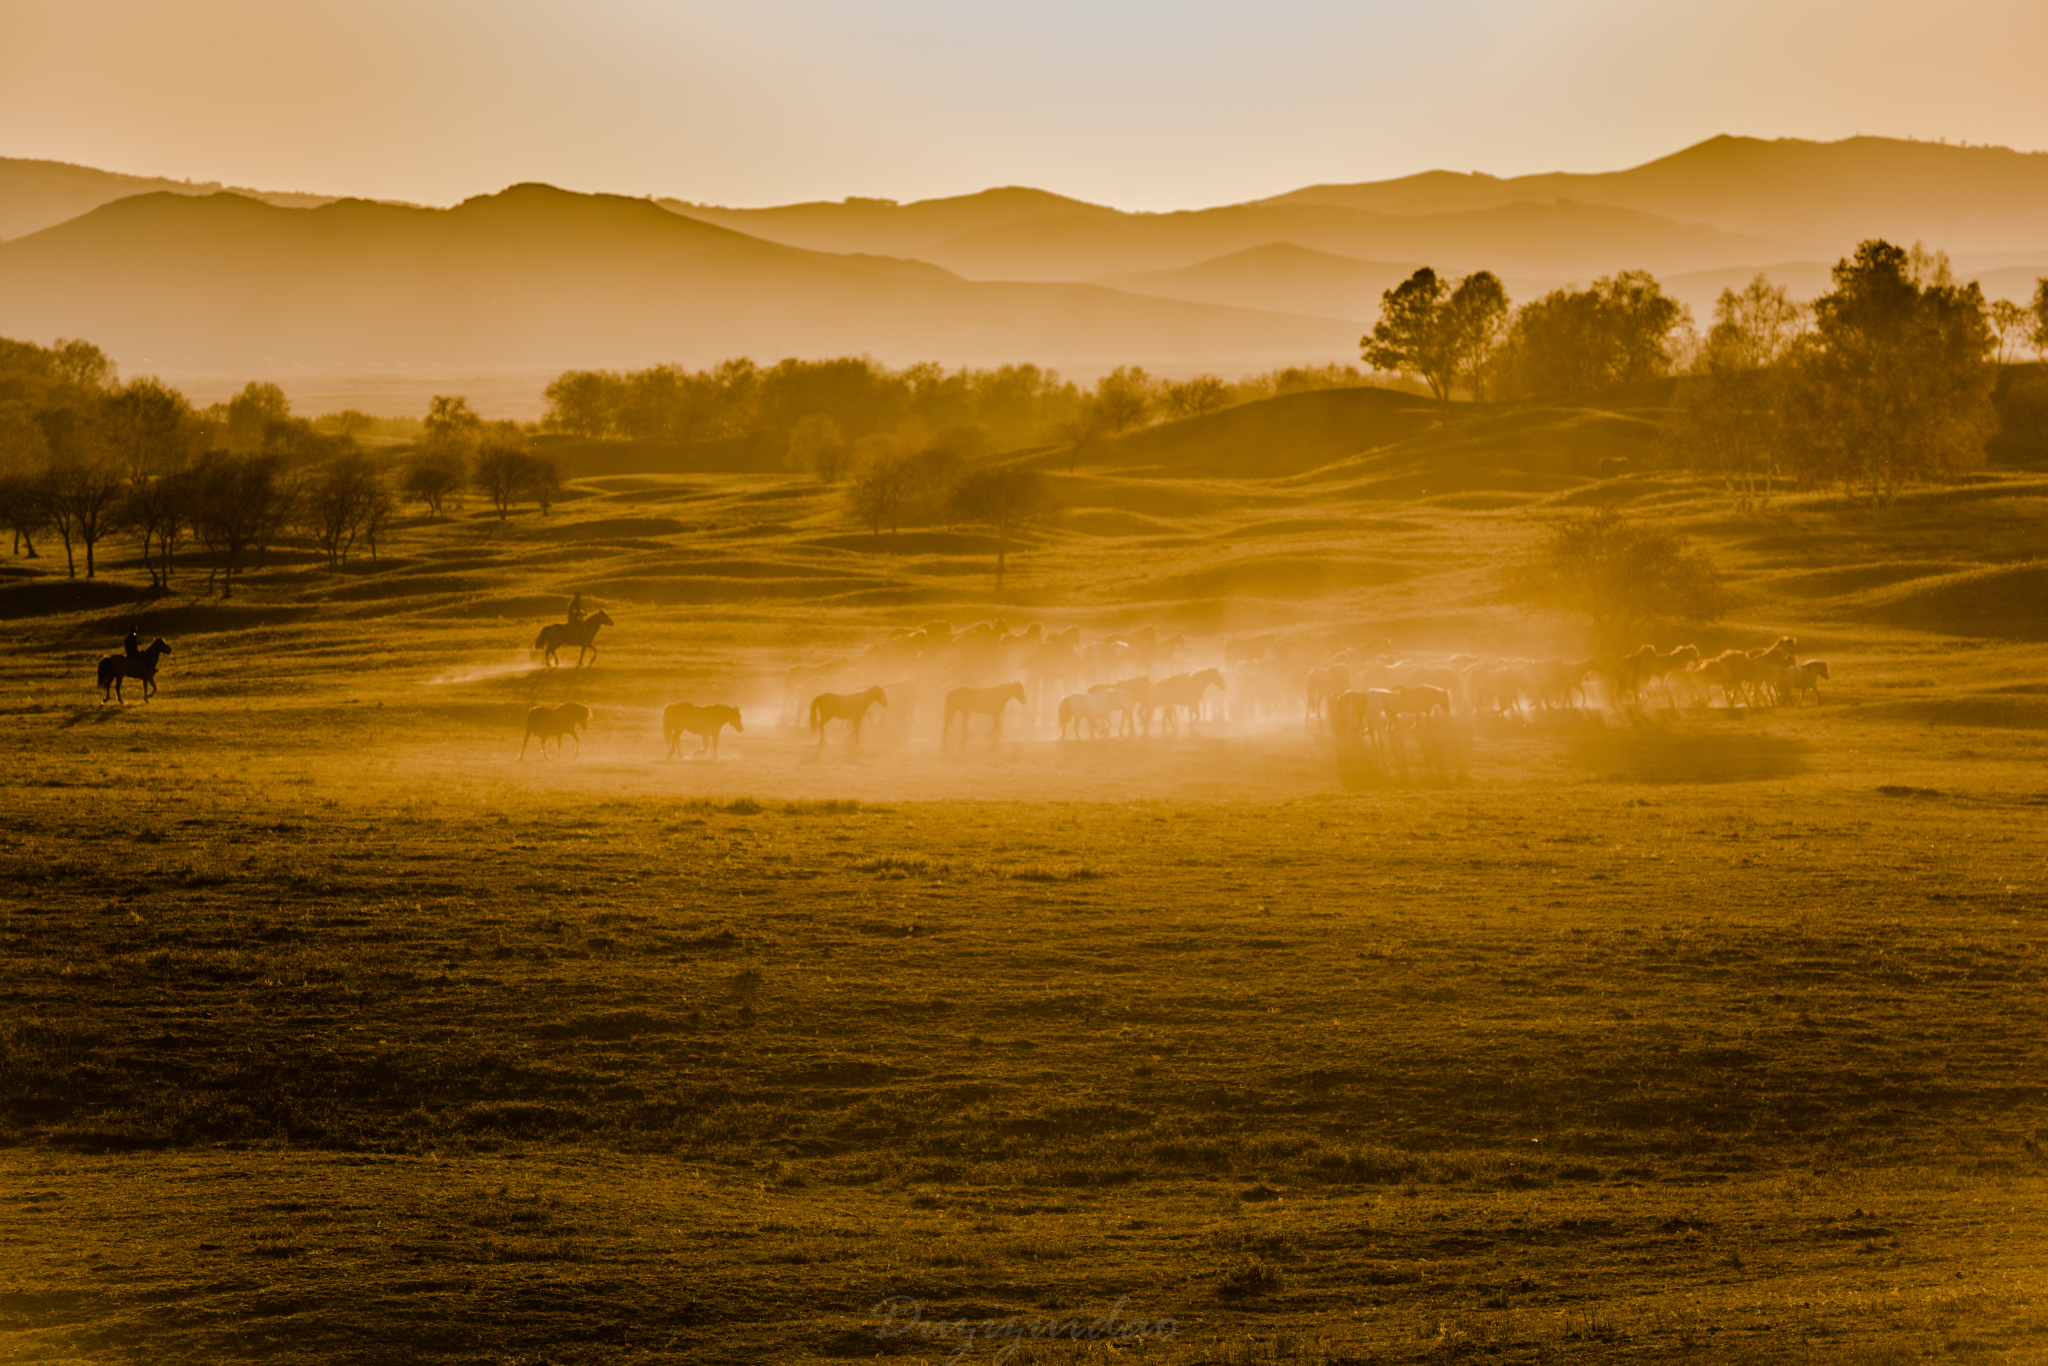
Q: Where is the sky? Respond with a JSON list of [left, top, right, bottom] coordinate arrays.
[[5, 0, 2047, 211]]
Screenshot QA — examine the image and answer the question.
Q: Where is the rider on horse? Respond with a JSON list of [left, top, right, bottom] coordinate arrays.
[[566, 594, 586, 632]]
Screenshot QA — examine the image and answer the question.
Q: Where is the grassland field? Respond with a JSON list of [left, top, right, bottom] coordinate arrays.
[[2, 397, 2047, 1365]]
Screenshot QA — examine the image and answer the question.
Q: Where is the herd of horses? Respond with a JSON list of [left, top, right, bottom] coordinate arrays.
[[95, 610, 1830, 766]]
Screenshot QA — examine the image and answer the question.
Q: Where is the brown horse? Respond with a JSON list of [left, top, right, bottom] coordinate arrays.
[[98, 638, 173, 703], [533, 610, 614, 669], [664, 702, 743, 758], [942, 681, 1026, 747], [521, 702, 590, 757], [808, 686, 887, 749]]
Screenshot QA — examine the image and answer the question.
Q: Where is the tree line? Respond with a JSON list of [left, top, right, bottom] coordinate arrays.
[[0, 344, 567, 596], [1363, 243, 2048, 506]]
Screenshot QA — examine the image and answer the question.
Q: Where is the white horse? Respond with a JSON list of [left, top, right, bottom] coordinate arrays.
[[1058, 689, 1130, 740]]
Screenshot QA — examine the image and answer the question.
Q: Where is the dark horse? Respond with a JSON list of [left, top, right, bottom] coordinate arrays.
[[98, 638, 173, 703], [534, 610, 614, 669]]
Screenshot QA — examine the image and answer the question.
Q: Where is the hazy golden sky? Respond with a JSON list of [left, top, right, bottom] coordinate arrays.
[[5, 0, 2046, 210]]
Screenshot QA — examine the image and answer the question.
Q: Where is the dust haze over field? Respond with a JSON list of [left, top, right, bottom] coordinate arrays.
[[6, 348, 2048, 1365], [9, 2, 2048, 1344]]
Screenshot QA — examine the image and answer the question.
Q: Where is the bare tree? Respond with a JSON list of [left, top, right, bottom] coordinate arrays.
[[0, 402, 50, 557], [1989, 299, 2032, 365], [521, 452, 561, 516], [304, 451, 384, 566], [45, 452, 125, 578], [192, 452, 290, 597]]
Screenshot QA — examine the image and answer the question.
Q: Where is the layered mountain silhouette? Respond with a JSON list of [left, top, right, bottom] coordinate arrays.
[[0, 185, 1359, 371], [2, 134, 2045, 389]]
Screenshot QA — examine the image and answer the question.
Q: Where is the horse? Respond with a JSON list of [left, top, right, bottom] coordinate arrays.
[[521, 702, 590, 758], [809, 685, 887, 749], [1305, 665, 1349, 729], [942, 681, 1026, 746], [98, 638, 172, 704], [1059, 689, 1130, 740], [1152, 668, 1227, 735], [664, 702, 742, 758], [533, 610, 613, 669]]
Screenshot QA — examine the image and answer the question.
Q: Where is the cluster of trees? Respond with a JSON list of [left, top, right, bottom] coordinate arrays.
[[0, 345, 328, 593], [1366, 243, 2047, 505], [1363, 267, 1690, 400], [541, 357, 1404, 471], [1665, 242, 2024, 506], [0, 339, 574, 595]]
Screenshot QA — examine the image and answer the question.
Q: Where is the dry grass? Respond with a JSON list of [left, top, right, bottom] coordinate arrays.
[[1, 418, 2045, 1363]]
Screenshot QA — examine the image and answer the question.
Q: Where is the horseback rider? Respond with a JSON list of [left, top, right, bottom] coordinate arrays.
[[123, 624, 141, 661], [565, 594, 586, 633]]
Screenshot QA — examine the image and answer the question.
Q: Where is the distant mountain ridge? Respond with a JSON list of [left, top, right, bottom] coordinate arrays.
[[0, 184, 1359, 373], [3, 134, 2046, 393]]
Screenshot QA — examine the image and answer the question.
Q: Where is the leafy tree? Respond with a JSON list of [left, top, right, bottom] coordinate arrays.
[[424, 395, 484, 452], [2032, 279, 2048, 358], [1989, 300, 2033, 365], [190, 452, 291, 597], [303, 452, 385, 565], [947, 464, 1055, 586], [1445, 271, 1511, 398], [125, 464, 198, 589], [543, 370, 619, 437], [1092, 367, 1155, 433], [1783, 240, 1997, 504], [1364, 268, 1456, 397], [1507, 509, 1728, 652], [225, 381, 291, 453], [0, 401, 49, 556], [44, 444, 124, 578], [1499, 272, 1690, 398], [845, 435, 911, 536], [101, 378, 195, 481], [49, 338, 116, 393], [787, 414, 848, 483], [402, 445, 469, 520], [522, 452, 562, 515], [1161, 375, 1233, 421], [758, 358, 906, 444], [473, 443, 531, 519], [1661, 275, 1806, 509]]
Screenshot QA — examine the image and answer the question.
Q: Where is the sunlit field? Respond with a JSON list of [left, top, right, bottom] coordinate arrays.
[[4, 407, 2047, 1364]]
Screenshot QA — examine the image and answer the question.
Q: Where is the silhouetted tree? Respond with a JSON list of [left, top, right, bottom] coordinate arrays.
[[522, 452, 561, 515], [102, 378, 195, 482], [1507, 509, 1728, 652], [191, 452, 291, 597], [947, 464, 1055, 586], [2032, 279, 2048, 358], [125, 464, 198, 590], [44, 447, 124, 578], [473, 443, 530, 519], [1782, 240, 1997, 504], [845, 435, 911, 536], [1364, 268, 1455, 397], [0, 402, 49, 556], [1499, 271, 1690, 398], [303, 451, 385, 565]]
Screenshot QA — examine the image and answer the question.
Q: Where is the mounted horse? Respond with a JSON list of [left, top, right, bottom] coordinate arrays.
[[98, 638, 173, 704], [534, 610, 614, 668]]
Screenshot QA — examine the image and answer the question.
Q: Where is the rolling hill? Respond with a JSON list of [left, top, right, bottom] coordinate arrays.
[[0, 185, 1360, 374], [0, 155, 385, 243]]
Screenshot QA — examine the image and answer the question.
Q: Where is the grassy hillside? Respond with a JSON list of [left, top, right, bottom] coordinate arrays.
[[4, 391, 2045, 1364]]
